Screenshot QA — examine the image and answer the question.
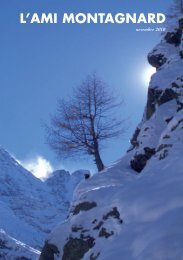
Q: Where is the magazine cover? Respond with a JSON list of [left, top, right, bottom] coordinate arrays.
[[1, 0, 183, 259]]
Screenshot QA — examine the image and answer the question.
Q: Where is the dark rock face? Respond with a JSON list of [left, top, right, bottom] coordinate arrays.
[[177, 101, 183, 111], [72, 201, 97, 215], [158, 89, 178, 105], [179, 50, 183, 58], [164, 29, 182, 46], [130, 147, 156, 173], [62, 236, 95, 260], [39, 241, 59, 260], [99, 228, 114, 238], [148, 53, 167, 69], [130, 85, 180, 170], [130, 127, 140, 148], [171, 119, 183, 131], [146, 88, 162, 120], [172, 82, 180, 88], [103, 207, 122, 223], [165, 117, 173, 124], [93, 207, 123, 231], [71, 225, 83, 232], [179, 18, 183, 30], [157, 144, 173, 153], [157, 140, 174, 160], [131, 154, 148, 173], [146, 88, 178, 120], [84, 173, 90, 179]]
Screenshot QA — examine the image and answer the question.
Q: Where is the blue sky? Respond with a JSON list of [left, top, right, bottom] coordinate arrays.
[[0, 0, 173, 176]]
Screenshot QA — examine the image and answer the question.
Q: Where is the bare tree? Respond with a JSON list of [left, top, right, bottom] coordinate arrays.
[[46, 73, 125, 172]]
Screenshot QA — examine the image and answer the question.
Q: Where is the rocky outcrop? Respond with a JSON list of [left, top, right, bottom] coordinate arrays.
[[158, 88, 178, 105], [146, 87, 179, 120], [130, 127, 140, 148], [103, 207, 122, 222], [99, 228, 114, 238], [156, 144, 173, 160], [62, 236, 95, 260], [179, 18, 183, 29], [39, 242, 59, 260], [130, 147, 156, 173], [146, 87, 162, 119], [148, 52, 167, 69], [148, 17, 183, 70], [40, 205, 123, 259], [164, 29, 182, 46], [72, 201, 97, 215]]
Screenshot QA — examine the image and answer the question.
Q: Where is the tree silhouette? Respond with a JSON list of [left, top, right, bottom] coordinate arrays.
[[46, 74, 126, 172]]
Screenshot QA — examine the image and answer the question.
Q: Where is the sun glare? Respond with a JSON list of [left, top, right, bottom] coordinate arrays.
[[142, 66, 156, 86], [21, 156, 54, 180]]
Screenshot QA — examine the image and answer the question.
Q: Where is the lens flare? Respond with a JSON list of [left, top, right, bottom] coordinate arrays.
[[142, 66, 156, 86]]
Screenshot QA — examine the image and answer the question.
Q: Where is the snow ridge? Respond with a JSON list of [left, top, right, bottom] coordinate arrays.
[[0, 147, 87, 258]]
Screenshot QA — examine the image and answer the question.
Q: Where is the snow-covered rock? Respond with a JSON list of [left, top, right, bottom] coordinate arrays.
[[0, 147, 87, 258], [40, 2, 183, 259]]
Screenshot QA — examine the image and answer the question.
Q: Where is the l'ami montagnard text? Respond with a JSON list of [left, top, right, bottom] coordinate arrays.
[[20, 13, 166, 24]]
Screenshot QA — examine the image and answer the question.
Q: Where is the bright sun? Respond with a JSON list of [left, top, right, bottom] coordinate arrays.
[[142, 66, 156, 86]]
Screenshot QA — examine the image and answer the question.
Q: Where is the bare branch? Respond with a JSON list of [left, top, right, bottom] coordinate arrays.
[[46, 73, 126, 171]]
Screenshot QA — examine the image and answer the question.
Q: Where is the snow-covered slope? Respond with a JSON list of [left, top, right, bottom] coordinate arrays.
[[0, 229, 40, 260], [40, 5, 183, 260], [46, 169, 89, 212], [0, 147, 87, 257]]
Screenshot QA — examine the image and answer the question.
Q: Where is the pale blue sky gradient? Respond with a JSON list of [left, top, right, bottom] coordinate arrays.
[[0, 0, 172, 172]]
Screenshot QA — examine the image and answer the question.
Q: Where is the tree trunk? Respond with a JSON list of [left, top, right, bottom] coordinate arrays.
[[94, 148, 104, 172], [89, 111, 104, 171]]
